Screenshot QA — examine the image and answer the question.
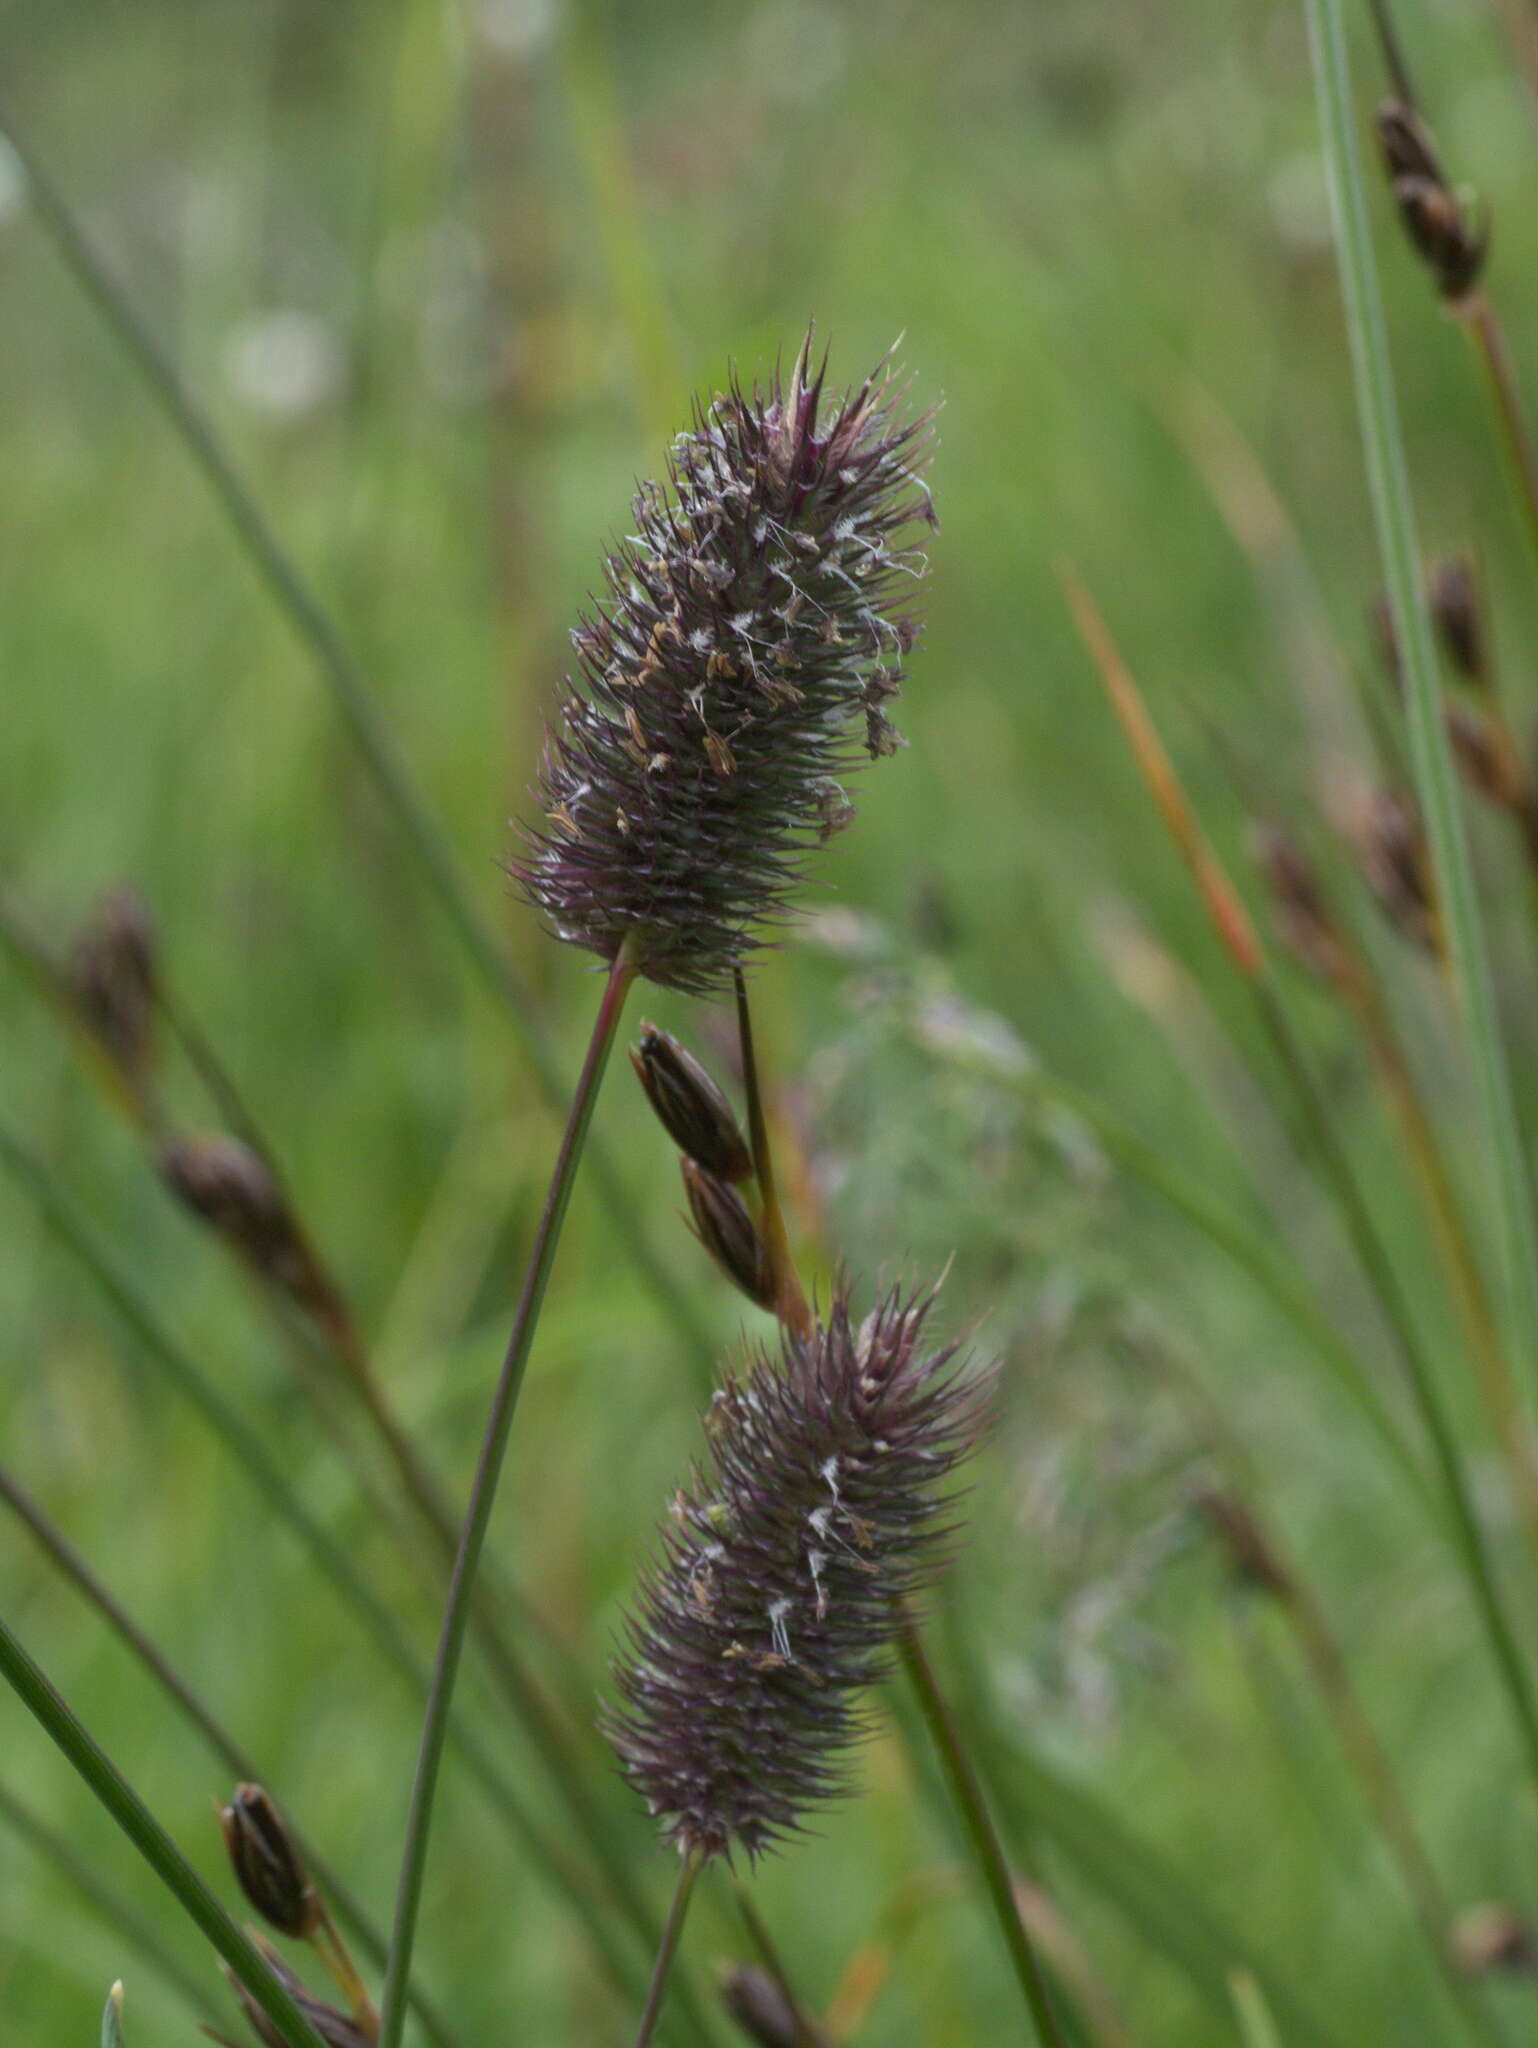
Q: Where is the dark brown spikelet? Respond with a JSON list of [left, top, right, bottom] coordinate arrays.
[[1357, 787, 1440, 954], [632, 1022, 754, 1182], [1428, 553, 1486, 686], [719, 1964, 832, 2047], [1374, 99, 1488, 302], [158, 1134, 335, 1318], [219, 1783, 319, 1941], [513, 334, 935, 993], [222, 1946, 370, 2048], [681, 1158, 777, 1313], [1248, 822, 1346, 987], [605, 1284, 992, 1862], [67, 887, 159, 1098]]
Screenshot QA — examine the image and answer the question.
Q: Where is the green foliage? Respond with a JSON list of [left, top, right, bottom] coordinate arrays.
[[4, 2, 1538, 2044]]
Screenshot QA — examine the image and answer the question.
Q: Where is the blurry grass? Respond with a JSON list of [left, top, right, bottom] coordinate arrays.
[[5, 1, 1538, 2044]]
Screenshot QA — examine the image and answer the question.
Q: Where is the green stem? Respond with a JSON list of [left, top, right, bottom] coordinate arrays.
[[3, 888, 659, 1973], [0, 1458, 460, 2048], [633, 1853, 704, 2048], [1306, 0, 1538, 1472], [733, 966, 811, 1337], [378, 943, 637, 2048], [1251, 981, 1538, 1785], [1459, 292, 1538, 585], [898, 1619, 1065, 2047], [0, 94, 713, 1386], [0, 1615, 327, 2048], [0, 1778, 219, 2027], [0, 1118, 640, 2008], [730, 1884, 825, 2048]]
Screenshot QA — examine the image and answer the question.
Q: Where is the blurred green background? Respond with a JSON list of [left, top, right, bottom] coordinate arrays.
[[6, 0, 1538, 2042]]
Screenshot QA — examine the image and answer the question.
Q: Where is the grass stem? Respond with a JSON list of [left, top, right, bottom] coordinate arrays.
[[0, 1777, 220, 2028], [0, 94, 712, 1386], [0, 1457, 459, 2048], [898, 1619, 1066, 2047], [633, 1853, 704, 2048], [0, 1615, 328, 2048], [377, 942, 636, 2048], [0, 1118, 644, 2010], [1306, 0, 1538, 1489]]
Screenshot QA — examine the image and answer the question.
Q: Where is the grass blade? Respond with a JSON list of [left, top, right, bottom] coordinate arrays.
[[0, 93, 713, 1385], [1303, 0, 1538, 1428], [0, 1616, 326, 2048]]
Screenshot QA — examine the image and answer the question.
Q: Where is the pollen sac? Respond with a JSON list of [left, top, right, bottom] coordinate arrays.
[[631, 1022, 754, 1183], [512, 333, 936, 993], [681, 1158, 776, 1312], [219, 1783, 319, 1941], [604, 1285, 993, 1863]]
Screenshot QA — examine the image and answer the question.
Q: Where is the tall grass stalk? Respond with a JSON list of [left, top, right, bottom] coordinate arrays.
[[0, 1118, 652, 2010], [6, 878, 674, 1969], [0, 1615, 328, 2048], [0, 96, 713, 1382], [1149, 1346, 1501, 2043], [378, 942, 637, 2048], [632, 1853, 705, 2048], [898, 1620, 1066, 2045], [1304, 0, 1538, 1428], [1062, 573, 1538, 1784], [0, 1777, 220, 2028], [0, 1459, 462, 2048]]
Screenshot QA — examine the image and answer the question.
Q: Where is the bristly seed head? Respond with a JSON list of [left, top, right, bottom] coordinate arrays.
[[512, 332, 936, 993], [604, 1283, 992, 1863]]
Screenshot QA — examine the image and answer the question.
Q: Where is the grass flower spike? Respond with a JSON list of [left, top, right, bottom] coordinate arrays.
[[515, 335, 935, 993], [607, 1283, 991, 1862]]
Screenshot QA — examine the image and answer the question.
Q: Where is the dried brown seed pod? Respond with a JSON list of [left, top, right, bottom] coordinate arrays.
[[157, 1134, 327, 1309], [1358, 788, 1439, 955]]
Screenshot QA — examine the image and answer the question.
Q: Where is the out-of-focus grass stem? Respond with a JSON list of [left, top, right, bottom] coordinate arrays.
[[0, 1118, 646, 2010], [0, 1458, 460, 2048], [0, 1778, 220, 2028], [1062, 570, 1538, 1787], [378, 942, 637, 2048], [0, 1615, 328, 2048], [1309, 0, 1538, 1437], [0, 93, 713, 1384]]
